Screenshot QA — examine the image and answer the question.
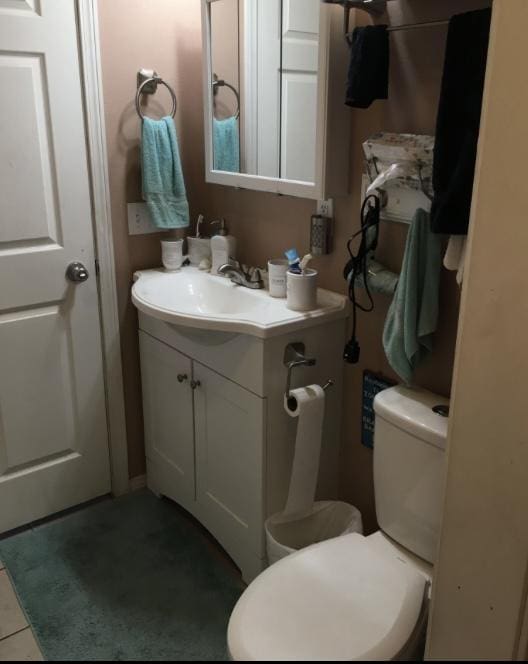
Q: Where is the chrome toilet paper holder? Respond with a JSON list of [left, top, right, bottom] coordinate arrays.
[[283, 343, 334, 401]]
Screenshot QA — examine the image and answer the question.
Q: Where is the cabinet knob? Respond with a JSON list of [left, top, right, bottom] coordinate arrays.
[[190, 380, 201, 390], [177, 374, 188, 383]]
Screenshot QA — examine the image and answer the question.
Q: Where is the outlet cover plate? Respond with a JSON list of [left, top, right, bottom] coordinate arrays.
[[127, 202, 157, 236], [317, 198, 334, 219]]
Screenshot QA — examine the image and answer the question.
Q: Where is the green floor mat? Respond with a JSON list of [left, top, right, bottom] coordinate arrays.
[[0, 490, 244, 661]]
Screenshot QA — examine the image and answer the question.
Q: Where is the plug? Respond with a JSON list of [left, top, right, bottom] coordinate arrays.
[[343, 338, 360, 364]]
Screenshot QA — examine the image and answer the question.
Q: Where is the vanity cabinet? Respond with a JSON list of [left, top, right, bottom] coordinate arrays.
[[138, 311, 346, 582], [139, 333, 194, 510], [193, 363, 265, 575]]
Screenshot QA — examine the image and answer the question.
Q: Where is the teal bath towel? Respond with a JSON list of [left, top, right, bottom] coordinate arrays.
[[213, 116, 240, 173], [383, 208, 442, 384], [142, 116, 189, 229]]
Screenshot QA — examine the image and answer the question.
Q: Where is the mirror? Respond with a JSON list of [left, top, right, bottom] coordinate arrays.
[[205, 0, 322, 186]]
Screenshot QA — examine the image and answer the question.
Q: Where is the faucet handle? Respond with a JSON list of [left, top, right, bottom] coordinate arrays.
[[230, 258, 251, 279], [250, 268, 264, 286]]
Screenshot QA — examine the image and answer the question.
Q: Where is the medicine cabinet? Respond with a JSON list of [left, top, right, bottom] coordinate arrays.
[[201, 0, 350, 199]]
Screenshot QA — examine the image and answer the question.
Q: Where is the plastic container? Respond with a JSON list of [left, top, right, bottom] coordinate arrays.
[[286, 269, 318, 312], [161, 239, 184, 271], [211, 219, 237, 275], [187, 237, 211, 267], [265, 501, 363, 565], [268, 259, 289, 298]]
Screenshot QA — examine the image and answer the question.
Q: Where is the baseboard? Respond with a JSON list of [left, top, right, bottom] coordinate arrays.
[[129, 475, 147, 492]]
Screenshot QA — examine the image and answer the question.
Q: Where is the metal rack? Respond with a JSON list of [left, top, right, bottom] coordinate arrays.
[[322, 0, 449, 36], [283, 343, 334, 407]]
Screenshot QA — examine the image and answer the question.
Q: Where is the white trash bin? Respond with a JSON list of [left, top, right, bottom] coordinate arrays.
[[265, 501, 363, 565]]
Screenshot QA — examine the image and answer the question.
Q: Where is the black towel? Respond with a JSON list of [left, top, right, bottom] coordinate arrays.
[[431, 8, 492, 235], [345, 25, 389, 109]]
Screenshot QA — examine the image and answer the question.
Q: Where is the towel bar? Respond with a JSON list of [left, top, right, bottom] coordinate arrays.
[[136, 75, 177, 121], [322, 0, 449, 37], [212, 74, 240, 120]]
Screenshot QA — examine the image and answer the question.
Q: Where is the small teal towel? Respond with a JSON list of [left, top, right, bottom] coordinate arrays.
[[213, 117, 240, 173], [383, 209, 442, 384], [142, 116, 189, 229]]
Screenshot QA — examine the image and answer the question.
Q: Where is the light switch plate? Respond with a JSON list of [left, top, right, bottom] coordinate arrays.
[[127, 203, 157, 236]]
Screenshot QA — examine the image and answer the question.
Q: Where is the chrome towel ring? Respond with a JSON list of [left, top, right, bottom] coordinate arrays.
[[213, 77, 240, 120], [136, 76, 177, 121]]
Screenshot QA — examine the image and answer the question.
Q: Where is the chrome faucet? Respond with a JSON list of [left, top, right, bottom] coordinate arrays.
[[217, 262, 264, 290]]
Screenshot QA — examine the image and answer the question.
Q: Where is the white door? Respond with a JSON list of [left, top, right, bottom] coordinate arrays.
[[0, 0, 110, 532], [256, 0, 281, 178], [139, 333, 195, 512], [244, 0, 319, 181], [280, 0, 320, 182]]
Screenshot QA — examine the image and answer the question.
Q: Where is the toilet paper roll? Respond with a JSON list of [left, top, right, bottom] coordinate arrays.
[[283, 385, 326, 517]]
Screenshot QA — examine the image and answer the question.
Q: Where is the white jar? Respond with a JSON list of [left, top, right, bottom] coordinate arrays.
[[161, 239, 184, 271], [286, 269, 318, 312], [187, 237, 212, 266], [268, 259, 289, 298], [211, 234, 237, 275]]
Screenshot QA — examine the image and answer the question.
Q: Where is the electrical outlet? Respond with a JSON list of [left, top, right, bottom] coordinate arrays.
[[127, 203, 157, 236], [317, 198, 334, 219]]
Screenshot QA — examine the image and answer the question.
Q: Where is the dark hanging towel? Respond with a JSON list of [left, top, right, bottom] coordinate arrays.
[[345, 25, 389, 109], [431, 8, 492, 235]]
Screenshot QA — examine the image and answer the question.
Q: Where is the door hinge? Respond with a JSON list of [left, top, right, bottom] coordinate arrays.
[[95, 258, 100, 277]]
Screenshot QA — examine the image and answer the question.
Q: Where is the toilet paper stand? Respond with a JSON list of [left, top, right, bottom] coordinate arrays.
[[283, 343, 334, 409]]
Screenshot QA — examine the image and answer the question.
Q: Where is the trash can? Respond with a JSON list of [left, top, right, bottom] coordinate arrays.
[[265, 501, 363, 565]]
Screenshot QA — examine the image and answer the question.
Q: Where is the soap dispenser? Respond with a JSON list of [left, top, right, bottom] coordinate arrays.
[[211, 219, 237, 275]]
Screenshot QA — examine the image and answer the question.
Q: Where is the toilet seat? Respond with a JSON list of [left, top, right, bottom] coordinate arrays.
[[228, 533, 427, 661]]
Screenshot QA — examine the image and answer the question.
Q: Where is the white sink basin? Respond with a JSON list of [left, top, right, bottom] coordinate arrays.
[[132, 267, 349, 339]]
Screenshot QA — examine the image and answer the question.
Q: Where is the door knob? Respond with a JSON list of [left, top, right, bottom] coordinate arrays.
[[66, 262, 89, 283], [177, 374, 188, 383], [190, 380, 201, 390]]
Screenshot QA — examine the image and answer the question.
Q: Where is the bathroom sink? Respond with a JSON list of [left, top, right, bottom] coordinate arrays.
[[132, 267, 349, 339]]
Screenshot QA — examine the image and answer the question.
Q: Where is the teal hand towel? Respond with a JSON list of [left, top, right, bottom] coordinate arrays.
[[142, 116, 189, 229], [213, 116, 240, 173], [383, 209, 442, 384]]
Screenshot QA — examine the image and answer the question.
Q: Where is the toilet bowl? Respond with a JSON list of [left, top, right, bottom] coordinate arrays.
[[228, 531, 431, 661], [228, 386, 449, 661]]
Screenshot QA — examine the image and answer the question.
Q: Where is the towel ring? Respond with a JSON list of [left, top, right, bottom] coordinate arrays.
[[136, 77, 177, 121], [212, 78, 240, 120]]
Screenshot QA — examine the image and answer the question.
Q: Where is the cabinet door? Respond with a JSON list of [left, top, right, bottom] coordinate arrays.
[[139, 332, 195, 510], [194, 362, 266, 565]]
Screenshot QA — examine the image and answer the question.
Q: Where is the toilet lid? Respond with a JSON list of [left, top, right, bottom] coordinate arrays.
[[228, 533, 427, 661]]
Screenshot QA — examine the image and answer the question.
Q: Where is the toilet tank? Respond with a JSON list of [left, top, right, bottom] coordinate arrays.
[[373, 386, 449, 564]]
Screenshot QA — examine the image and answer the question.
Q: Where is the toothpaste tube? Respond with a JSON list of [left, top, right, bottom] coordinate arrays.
[[285, 248, 301, 274]]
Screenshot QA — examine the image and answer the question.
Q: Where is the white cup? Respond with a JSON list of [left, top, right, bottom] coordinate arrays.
[[187, 237, 212, 266], [286, 269, 318, 312], [161, 239, 184, 271], [268, 259, 289, 298]]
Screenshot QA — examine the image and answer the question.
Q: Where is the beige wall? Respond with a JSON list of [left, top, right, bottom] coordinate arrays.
[[210, 0, 240, 119], [427, 0, 528, 658], [97, 0, 209, 478], [98, 0, 486, 529]]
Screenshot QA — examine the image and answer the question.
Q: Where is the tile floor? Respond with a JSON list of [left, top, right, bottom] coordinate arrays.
[[0, 563, 43, 661]]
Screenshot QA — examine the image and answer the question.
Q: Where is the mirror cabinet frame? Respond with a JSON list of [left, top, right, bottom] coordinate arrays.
[[201, 0, 350, 200]]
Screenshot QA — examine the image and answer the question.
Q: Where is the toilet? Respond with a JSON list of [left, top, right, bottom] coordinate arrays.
[[228, 385, 449, 661]]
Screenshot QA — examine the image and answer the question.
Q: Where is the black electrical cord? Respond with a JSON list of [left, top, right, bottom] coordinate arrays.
[[343, 194, 381, 364]]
